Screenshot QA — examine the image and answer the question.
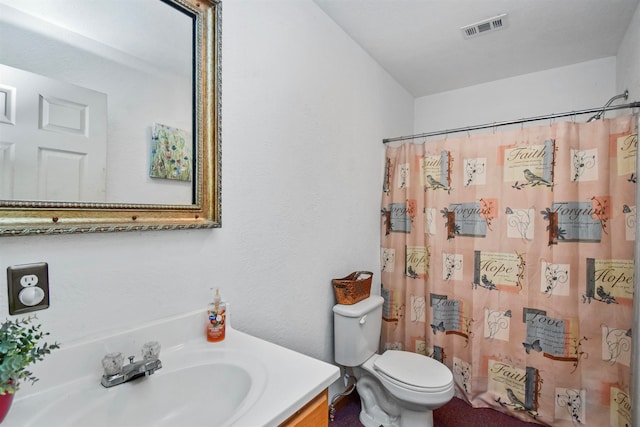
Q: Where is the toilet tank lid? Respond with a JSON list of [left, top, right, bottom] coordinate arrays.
[[333, 295, 384, 317]]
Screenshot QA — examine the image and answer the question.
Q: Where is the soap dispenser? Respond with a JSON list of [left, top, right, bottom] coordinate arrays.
[[206, 288, 226, 342]]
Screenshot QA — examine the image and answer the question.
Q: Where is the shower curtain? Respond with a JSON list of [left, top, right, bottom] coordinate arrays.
[[380, 115, 637, 426]]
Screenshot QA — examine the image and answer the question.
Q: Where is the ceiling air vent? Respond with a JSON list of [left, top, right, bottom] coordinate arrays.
[[461, 14, 508, 39]]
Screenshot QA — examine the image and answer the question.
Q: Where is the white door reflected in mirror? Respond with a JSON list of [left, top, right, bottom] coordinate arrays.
[[0, 64, 108, 202]]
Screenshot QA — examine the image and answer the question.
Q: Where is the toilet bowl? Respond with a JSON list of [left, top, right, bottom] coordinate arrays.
[[364, 351, 454, 407], [333, 296, 454, 427]]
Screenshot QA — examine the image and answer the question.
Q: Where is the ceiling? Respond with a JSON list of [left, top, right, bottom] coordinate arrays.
[[313, 0, 640, 97]]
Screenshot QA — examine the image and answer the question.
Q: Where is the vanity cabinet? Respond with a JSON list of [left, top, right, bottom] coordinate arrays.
[[280, 389, 329, 426]]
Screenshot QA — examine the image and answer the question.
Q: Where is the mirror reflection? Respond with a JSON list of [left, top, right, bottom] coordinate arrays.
[[0, 0, 195, 205]]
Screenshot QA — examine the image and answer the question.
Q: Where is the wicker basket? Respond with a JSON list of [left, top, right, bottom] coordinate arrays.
[[332, 271, 373, 305]]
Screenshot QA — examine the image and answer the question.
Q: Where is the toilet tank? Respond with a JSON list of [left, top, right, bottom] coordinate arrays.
[[333, 295, 384, 367]]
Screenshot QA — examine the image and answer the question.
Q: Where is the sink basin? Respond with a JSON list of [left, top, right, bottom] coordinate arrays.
[[7, 312, 339, 427], [20, 349, 267, 427]]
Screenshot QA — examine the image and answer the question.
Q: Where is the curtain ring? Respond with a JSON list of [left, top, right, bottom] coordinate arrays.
[[549, 116, 555, 127], [444, 130, 449, 140], [521, 121, 524, 131], [492, 123, 497, 134], [571, 111, 576, 123], [467, 129, 471, 138]]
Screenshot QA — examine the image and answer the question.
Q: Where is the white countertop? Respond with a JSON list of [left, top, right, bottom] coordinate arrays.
[[5, 310, 340, 427]]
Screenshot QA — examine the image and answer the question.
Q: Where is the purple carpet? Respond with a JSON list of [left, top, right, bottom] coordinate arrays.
[[332, 392, 543, 426]]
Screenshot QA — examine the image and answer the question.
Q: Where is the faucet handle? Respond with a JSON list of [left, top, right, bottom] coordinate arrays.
[[102, 352, 124, 376], [128, 355, 135, 364], [142, 341, 161, 361]]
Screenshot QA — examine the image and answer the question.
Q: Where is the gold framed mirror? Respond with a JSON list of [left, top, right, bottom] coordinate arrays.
[[0, 0, 221, 236]]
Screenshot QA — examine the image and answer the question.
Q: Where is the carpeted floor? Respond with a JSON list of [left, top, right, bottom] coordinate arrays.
[[332, 391, 543, 427]]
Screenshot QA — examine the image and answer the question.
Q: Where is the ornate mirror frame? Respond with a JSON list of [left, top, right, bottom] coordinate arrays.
[[0, 0, 221, 236]]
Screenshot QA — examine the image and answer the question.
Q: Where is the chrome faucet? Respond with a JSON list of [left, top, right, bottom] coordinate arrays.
[[101, 341, 162, 388]]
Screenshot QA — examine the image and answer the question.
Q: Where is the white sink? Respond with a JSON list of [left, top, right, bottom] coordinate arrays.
[[20, 349, 267, 427], [6, 311, 340, 427]]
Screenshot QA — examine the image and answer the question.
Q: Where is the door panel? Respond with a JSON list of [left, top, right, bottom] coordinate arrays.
[[0, 64, 107, 202]]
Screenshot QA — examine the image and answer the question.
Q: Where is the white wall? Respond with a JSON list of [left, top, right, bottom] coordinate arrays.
[[414, 57, 617, 134], [617, 2, 640, 98], [0, 0, 413, 386]]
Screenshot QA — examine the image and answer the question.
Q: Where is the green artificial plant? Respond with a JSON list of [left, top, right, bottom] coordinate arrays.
[[0, 316, 60, 394]]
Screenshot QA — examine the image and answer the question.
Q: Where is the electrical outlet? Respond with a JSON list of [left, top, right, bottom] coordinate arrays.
[[7, 262, 50, 314]]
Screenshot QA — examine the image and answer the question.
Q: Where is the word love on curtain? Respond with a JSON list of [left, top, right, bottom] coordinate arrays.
[[380, 115, 637, 426]]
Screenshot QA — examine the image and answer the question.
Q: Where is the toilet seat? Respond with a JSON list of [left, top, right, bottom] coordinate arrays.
[[373, 350, 453, 393]]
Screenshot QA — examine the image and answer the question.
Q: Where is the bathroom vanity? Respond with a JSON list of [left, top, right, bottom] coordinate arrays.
[[280, 390, 329, 426], [5, 311, 339, 426]]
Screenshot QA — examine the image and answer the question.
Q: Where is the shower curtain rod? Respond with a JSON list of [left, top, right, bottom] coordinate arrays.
[[382, 100, 640, 144]]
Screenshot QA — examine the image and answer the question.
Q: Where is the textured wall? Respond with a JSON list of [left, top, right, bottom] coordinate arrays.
[[617, 2, 640, 98], [414, 57, 617, 134]]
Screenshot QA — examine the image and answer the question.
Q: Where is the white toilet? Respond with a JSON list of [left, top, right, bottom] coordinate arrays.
[[333, 295, 454, 427]]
